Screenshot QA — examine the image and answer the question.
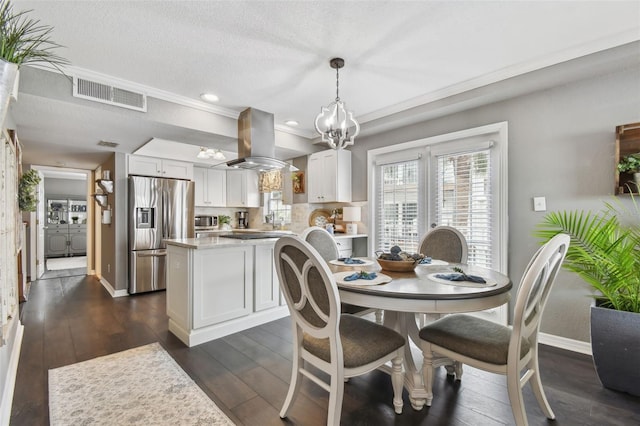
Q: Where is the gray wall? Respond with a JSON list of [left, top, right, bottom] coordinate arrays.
[[44, 178, 86, 198], [350, 65, 640, 342], [100, 153, 128, 291]]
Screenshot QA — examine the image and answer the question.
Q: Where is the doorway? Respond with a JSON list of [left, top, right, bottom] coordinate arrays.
[[27, 166, 93, 280]]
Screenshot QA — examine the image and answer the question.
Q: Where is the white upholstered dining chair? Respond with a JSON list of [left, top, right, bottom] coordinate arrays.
[[419, 233, 570, 426], [300, 226, 375, 318], [417, 225, 469, 327], [418, 225, 468, 263], [274, 236, 405, 426], [300, 226, 340, 262]]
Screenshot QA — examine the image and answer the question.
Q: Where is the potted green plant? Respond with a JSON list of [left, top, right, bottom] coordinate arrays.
[[617, 153, 640, 190], [535, 199, 640, 396], [0, 0, 69, 125], [18, 168, 41, 211], [71, 215, 79, 224], [219, 215, 231, 231]]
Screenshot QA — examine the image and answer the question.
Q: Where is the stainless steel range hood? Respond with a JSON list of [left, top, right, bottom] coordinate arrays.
[[226, 107, 289, 170]]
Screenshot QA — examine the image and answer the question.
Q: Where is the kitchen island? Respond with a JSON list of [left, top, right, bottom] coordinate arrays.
[[164, 234, 291, 347]]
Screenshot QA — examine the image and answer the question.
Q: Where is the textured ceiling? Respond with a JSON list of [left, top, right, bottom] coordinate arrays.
[[9, 0, 640, 170]]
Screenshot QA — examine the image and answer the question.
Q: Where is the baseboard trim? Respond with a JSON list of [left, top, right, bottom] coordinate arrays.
[[539, 332, 592, 356], [169, 306, 290, 347], [99, 277, 129, 298], [0, 317, 24, 426]]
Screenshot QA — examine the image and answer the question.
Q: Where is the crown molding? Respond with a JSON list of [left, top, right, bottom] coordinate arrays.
[[358, 29, 640, 126]]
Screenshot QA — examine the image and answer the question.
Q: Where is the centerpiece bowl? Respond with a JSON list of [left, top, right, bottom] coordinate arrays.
[[376, 258, 418, 272]]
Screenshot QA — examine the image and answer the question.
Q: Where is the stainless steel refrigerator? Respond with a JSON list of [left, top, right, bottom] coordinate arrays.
[[129, 176, 194, 294]]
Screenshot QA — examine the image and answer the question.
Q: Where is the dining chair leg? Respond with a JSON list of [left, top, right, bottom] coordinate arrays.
[[280, 353, 302, 419], [454, 361, 463, 380], [422, 343, 434, 407], [506, 370, 528, 426], [528, 355, 555, 419], [391, 352, 404, 414], [328, 372, 345, 426]]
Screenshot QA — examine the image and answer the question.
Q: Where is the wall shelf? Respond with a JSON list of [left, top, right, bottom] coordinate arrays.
[[93, 194, 108, 207], [96, 179, 113, 193]]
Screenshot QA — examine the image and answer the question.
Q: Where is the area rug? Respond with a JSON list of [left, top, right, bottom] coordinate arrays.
[[49, 342, 235, 425], [46, 256, 86, 271]]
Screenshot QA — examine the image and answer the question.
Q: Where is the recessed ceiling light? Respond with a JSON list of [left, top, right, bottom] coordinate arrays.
[[200, 93, 219, 103], [285, 120, 299, 126]]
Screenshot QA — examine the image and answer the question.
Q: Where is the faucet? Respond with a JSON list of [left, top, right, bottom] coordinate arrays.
[[266, 212, 278, 230]]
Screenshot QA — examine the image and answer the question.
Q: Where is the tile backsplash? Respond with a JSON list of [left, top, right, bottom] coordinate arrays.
[[197, 203, 368, 236]]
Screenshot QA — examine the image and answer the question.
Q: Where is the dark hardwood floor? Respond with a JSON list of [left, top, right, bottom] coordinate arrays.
[[10, 272, 640, 425]]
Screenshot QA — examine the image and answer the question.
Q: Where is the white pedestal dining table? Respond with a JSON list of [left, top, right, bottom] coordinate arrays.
[[329, 260, 512, 410]]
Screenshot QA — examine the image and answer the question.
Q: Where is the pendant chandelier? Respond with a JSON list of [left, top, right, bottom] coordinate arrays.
[[314, 58, 360, 150]]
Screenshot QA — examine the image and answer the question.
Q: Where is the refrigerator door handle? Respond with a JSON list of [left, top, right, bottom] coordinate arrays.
[[137, 251, 167, 258]]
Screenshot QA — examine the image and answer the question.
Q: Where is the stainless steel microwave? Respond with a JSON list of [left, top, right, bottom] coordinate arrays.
[[195, 215, 217, 228]]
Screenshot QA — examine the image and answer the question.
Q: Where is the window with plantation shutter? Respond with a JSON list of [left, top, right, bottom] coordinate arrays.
[[375, 155, 423, 254], [369, 122, 508, 324], [433, 148, 493, 268]]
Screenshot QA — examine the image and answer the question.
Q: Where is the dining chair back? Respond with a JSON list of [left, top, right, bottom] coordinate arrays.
[[301, 226, 375, 318], [418, 226, 468, 263], [418, 233, 570, 426], [274, 236, 405, 425], [301, 226, 339, 262]]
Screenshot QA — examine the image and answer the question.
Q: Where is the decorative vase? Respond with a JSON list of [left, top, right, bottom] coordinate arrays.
[[590, 304, 640, 396], [0, 59, 19, 127]]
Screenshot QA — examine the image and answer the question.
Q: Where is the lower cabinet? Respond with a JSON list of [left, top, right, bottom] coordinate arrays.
[[46, 230, 68, 257], [192, 245, 253, 328], [46, 224, 87, 257], [166, 241, 288, 347], [254, 243, 280, 311]]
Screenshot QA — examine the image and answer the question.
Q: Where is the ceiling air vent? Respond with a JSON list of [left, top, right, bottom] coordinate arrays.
[[73, 76, 147, 112], [98, 140, 119, 148]]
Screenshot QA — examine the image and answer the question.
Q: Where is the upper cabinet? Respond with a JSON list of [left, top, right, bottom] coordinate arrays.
[[615, 123, 640, 195], [194, 167, 226, 207], [128, 155, 194, 180], [307, 149, 352, 203], [226, 169, 260, 207]]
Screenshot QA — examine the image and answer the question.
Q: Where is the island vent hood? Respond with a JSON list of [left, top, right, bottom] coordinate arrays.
[[226, 107, 289, 171]]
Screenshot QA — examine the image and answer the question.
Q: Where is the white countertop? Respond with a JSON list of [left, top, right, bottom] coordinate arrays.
[[166, 231, 367, 249], [165, 235, 284, 249]]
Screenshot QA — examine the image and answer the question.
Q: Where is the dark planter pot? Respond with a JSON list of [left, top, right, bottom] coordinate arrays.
[[590, 305, 640, 396]]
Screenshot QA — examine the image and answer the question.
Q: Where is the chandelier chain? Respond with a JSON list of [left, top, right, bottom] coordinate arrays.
[[335, 66, 340, 101]]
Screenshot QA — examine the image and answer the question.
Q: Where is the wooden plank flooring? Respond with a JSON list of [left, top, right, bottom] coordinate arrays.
[[10, 272, 640, 425]]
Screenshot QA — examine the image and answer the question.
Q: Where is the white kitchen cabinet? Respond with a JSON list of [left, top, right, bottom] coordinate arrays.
[[192, 245, 253, 327], [194, 167, 226, 207], [226, 169, 260, 207], [128, 155, 193, 180], [166, 241, 289, 347], [333, 236, 353, 258], [307, 149, 351, 203], [254, 243, 280, 311]]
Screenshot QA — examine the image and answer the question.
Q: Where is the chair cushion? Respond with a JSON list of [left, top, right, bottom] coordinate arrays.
[[418, 314, 530, 365], [303, 314, 405, 368]]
